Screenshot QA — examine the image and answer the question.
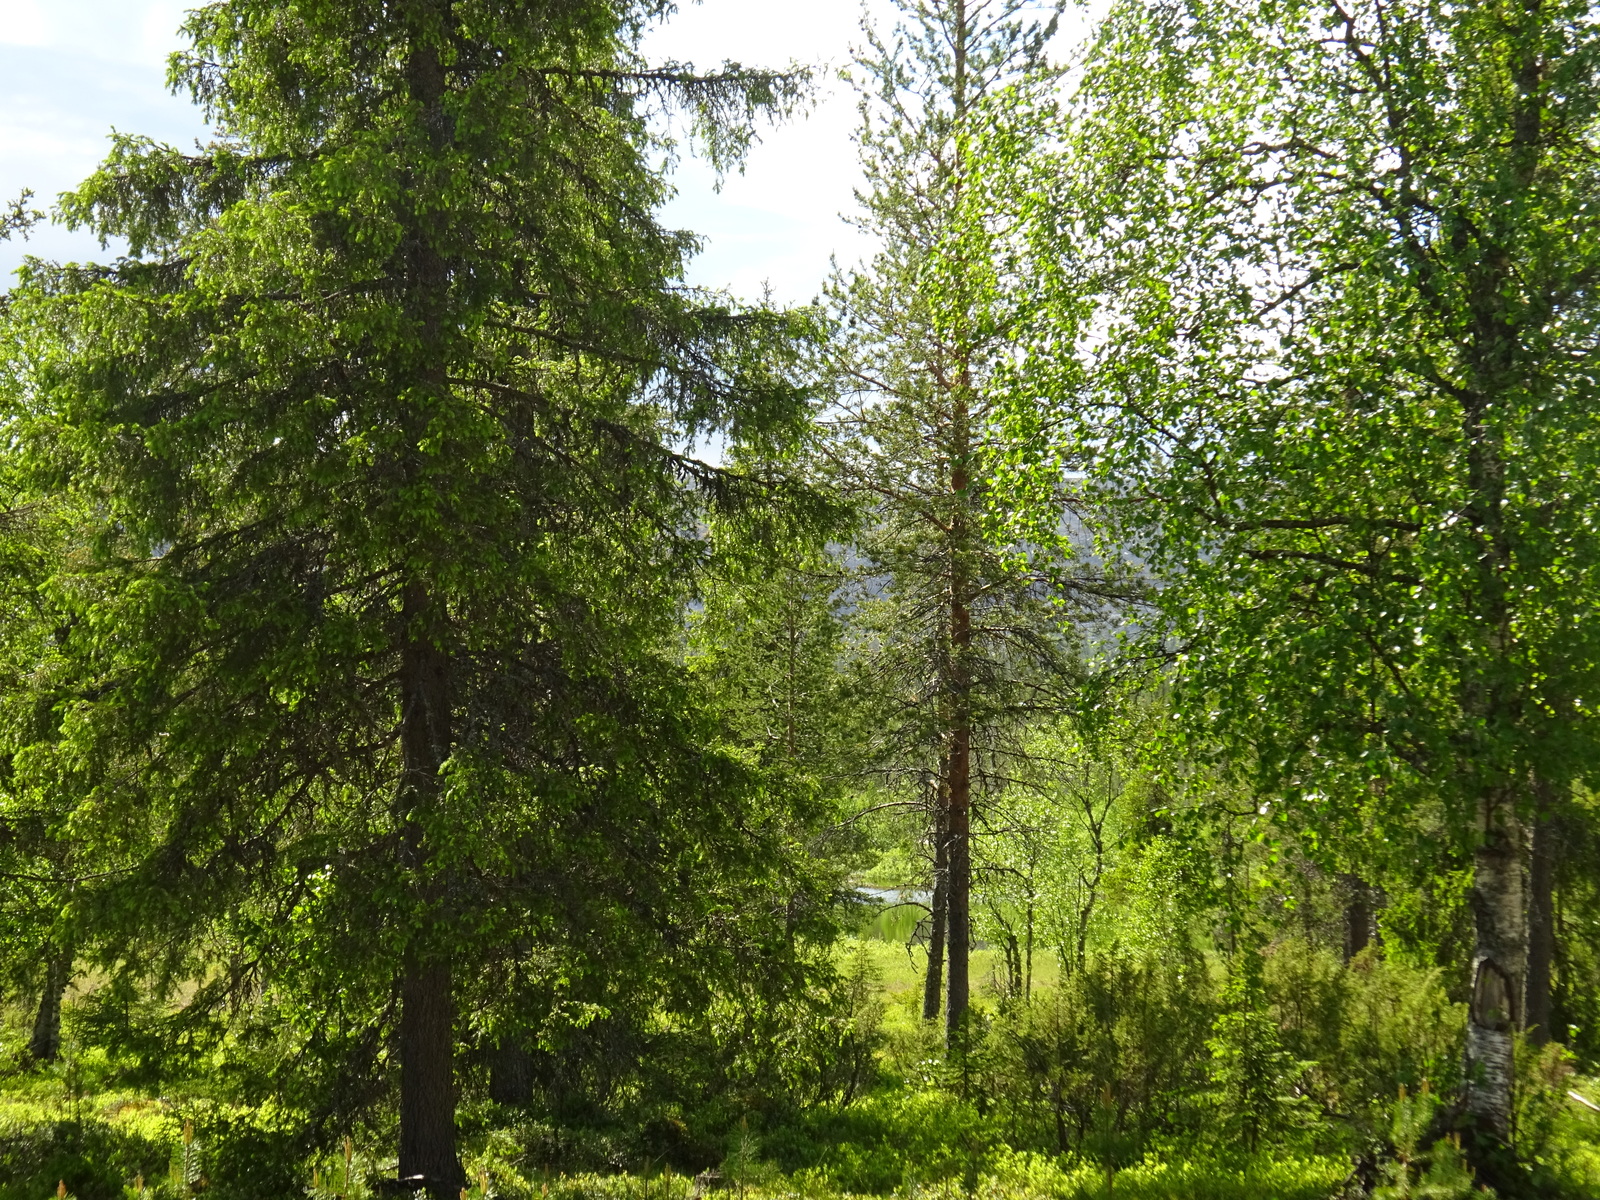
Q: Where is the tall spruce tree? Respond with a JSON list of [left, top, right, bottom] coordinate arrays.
[[0, 448, 75, 1068], [824, 0, 1078, 1041], [5, 1, 818, 1190], [1000, 0, 1600, 1159]]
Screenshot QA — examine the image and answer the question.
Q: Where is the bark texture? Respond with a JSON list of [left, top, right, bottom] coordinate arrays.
[[488, 1039, 535, 1107], [394, 11, 464, 1191], [1340, 874, 1372, 962], [944, 719, 971, 1043], [922, 778, 949, 1022], [399, 950, 461, 1194], [395, 600, 461, 1192], [1453, 0, 1543, 1144], [1525, 803, 1558, 1045], [28, 950, 70, 1064], [942, 0, 974, 1050], [1464, 791, 1527, 1137], [396, 587, 460, 1196]]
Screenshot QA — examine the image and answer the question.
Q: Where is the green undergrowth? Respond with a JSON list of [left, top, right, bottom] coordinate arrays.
[[5, 1074, 1599, 1200], [0, 1066, 1351, 1200], [8, 943, 1600, 1200], [0, 1109, 1351, 1200], [527, 1152, 1348, 1200], [3, 1065, 1599, 1200]]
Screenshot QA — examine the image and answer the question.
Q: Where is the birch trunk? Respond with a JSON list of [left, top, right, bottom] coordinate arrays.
[[1464, 789, 1527, 1137], [1525, 802, 1558, 1045]]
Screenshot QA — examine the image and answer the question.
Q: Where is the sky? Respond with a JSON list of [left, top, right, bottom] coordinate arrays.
[[0, 0, 913, 304]]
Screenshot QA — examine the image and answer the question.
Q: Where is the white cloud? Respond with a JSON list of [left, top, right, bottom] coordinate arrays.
[[0, 0, 195, 63]]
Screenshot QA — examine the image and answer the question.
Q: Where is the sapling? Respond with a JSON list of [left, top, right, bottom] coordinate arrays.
[[724, 1117, 760, 1200], [1374, 1083, 1485, 1200], [171, 1119, 200, 1194], [1098, 1083, 1115, 1197]]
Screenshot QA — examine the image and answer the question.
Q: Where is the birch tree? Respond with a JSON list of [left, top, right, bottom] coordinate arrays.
[[1002, 0, 1600, 1162]]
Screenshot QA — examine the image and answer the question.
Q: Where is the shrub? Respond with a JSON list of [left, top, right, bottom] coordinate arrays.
[[983, 952, 1214, 1158]]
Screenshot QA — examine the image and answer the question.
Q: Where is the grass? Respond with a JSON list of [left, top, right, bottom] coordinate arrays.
[[840, 934, 1062, 1002]]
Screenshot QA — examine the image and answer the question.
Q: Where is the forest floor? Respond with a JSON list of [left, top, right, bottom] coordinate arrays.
[[4, 941, 1600, 1199]]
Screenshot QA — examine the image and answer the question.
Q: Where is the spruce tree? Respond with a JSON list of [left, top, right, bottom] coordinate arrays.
[[6, 0, 816, 1189]]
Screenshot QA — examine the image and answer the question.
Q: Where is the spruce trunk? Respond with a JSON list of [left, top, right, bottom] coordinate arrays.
[[488, 1039, 535, 1107], [1340, 874, 1371, 963], [395, 19, 463, 1191], [396, 578, 459, 1192], [400, 949, 460, 1195]]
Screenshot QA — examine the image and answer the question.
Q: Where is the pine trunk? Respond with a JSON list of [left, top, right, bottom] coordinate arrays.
[[943, 0, 974, 1051], [1464, 789, 1527, 1138], [28, 950, 70, 1064], [923, 776, 949, 1022], [945, 453, 972, 1042], [945, 719, 971, 1043]]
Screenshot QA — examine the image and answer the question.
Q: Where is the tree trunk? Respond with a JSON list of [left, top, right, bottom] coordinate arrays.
[[940, 0, 974, 1053], [1453, 3, 1543, 1145], [1025, 898, 1034, 1000], [945, 718, 971, 1043], [1525, 795, 1558, 1045], [399, 950, 460, 1195], [923, 774, 949, 1022], [395, 600, 462, 1194], [395, 14, 464, 1192], [28, 949, 70, 1064], [1340, 874, 1372, 962], [488, 1039, 535, 1107], [1464, 789, 1527, 1138]]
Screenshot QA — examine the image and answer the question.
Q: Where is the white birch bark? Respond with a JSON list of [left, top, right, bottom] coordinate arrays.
[[1465, 790, 1527, 1137]]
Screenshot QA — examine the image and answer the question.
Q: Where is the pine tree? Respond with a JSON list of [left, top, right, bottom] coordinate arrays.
[[825, 0, 1080, 1042]]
